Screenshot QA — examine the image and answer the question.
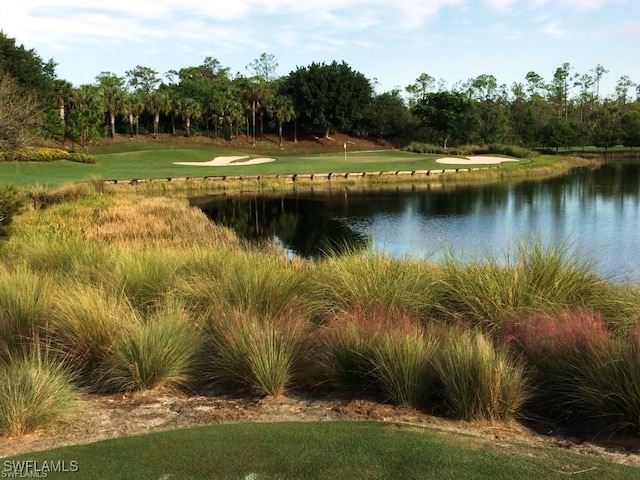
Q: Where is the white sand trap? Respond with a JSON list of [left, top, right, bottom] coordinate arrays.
[[436, 155, 519, 165], [174, 156, 276, 167]]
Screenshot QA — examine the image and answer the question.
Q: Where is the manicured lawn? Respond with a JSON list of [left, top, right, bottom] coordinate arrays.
[[3, 421, 635, 479], [0, 146, 512, 187]]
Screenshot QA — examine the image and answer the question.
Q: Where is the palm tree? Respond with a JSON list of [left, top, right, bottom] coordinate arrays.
[[271, 95, 296, 146], [242, 82, 271, 145], [95, 72, 125, 138], [178, 97, 201, 137], [148, 88, 170, 138]]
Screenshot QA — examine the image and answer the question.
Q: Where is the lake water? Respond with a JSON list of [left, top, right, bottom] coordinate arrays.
[[192, 161, 640, 283]]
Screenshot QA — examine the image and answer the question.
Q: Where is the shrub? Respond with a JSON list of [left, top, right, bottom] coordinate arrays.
[[0, 183, 26, 239], [404, 143, 446, 155], [200, 310, 307, 396], [435, 330, 529, 421], [0, 147, 97, 164], [99, 302, 199, 392], [0, 350, 80, 436], [28, 183, 94, 209]]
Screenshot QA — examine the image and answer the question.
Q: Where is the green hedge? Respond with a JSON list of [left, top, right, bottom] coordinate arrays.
[[0, 148, 97, 164]]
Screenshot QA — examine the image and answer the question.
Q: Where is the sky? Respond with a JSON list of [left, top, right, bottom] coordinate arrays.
[[1, 0, 638, 97]]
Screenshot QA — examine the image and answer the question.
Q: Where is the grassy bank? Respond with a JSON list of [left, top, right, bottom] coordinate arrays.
[[4, 422, 637, 479], [1, 186, 639, 448], [0, 138, 594, 188]]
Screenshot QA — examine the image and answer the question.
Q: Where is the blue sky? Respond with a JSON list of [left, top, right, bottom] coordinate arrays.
[[1, 0, 638, 97]]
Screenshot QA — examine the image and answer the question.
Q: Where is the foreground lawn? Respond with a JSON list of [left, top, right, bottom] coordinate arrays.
[[0, 145, 522, 187], [3, 421, 636, 480]]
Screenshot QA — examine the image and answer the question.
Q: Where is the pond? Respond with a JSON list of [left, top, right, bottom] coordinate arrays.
[[191, 161, 640, 283]]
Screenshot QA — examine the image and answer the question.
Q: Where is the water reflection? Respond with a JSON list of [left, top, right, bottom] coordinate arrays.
[[192, 161, 640, 282]]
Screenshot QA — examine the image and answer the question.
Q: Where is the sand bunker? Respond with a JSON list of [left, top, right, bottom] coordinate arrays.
[[436, 156, 519, 165], [174, 156, 276, 167]]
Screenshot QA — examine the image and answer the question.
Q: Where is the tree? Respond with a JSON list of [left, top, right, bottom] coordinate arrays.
[[549, 62, 575, 118], [125, 65, 160, 97], [362, 89, 413, 143], [283, 61, 372, 138], [269, 95, 296, 146], [242, 81, 271, 145], [539, 116, 573, 152], [620, 108, 640, 150], [0, 73, 44, 156], [412, 91, 476, 149], [246, 53, 279, 83], [66, 84, 104, 151], [405, 73, 436, 108], [0, 183, 26, 240], [148, 88, 170, 138], [591, 64, 608, 102], [0, 32, 56, 99], [95, 72, 125, 138], [121, 91, 145, 137], [178, 97, 201, 137], [592, 108, 619, 153]]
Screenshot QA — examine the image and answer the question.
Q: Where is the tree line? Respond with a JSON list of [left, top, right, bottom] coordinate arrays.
[[2, 32, 640, 153]]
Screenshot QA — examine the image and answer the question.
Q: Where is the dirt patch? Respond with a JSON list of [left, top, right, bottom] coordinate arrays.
[[1, 391, 638, 467]]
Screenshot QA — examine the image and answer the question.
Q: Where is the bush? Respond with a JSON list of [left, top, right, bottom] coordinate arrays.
[[28, 183, 94, 209], [435, 330, 529, 421], [0, 183, 26, 239], [0, 147, 97, 164], [0, 350, 80, 436], [99, 302, 199, 392]]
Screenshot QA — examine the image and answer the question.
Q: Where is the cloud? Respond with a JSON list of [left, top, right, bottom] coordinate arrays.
[[543, 20, 569, 37], [620, 20, 640, 33]]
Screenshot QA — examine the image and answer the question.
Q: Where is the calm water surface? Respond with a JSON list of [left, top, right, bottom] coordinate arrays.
[[192, 161, 640, 283]]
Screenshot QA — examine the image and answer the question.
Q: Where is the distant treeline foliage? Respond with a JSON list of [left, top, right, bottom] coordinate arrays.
[[2, 32, 640, 151]]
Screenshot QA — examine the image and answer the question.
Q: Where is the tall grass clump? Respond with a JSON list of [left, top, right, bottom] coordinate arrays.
[[439, 240, 603, 329], [313, 252, 440, 321], [48, 284, 140, 385], [505, 310, 640, 429], [0, 266, 51, 359], [435, 329, 529, 421], [185, 251, 313, 319], [19, 237, 114, 284], [313, 305, 426, 394], [111, 249, 182, 312], [99, 301, 200, 392], [370, 329, 438, 408], [0, 350, 80, 436], [200, 310, 307, 396], [567, 335, 640, 431]]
